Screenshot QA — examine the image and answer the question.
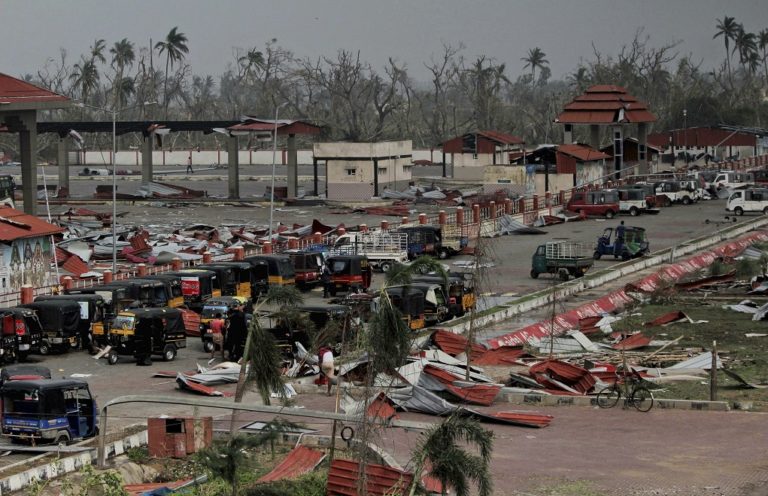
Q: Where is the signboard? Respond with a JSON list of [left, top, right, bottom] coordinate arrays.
[[181, 276, 200, 296]]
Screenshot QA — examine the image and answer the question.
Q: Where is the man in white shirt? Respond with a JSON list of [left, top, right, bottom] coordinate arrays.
[[319, 346, 336, 396]]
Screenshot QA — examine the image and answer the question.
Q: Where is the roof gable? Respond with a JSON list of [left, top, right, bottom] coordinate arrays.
[[556, 85, 656, 124], [0, 206, 64, 241], [0, 73, 69, 105]]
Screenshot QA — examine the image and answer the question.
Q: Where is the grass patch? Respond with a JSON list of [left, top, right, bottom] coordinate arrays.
[[613, 301, 768, 409]]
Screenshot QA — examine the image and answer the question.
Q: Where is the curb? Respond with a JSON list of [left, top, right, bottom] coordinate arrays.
[[0, 430, 147, 494], [289, 381, 732, 412], [501, 391, 731, 411]]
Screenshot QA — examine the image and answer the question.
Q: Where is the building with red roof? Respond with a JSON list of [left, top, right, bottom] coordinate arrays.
[[556, 85, 656, 177], [440, 130, 525, 181], [0, 205, 64, 294]]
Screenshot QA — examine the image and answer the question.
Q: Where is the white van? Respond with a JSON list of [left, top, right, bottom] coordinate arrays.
[[726, 188, 768, 215]]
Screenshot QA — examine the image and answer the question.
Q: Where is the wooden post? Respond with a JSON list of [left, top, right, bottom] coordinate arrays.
[[710, 340, 718, 401]]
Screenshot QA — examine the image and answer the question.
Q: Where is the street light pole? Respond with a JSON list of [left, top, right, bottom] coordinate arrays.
[[683, 109, 688, 167], [268, 102, 288, 241], [111, 109, 117, 274]]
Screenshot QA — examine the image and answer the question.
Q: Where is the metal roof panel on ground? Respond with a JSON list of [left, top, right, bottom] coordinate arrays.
[[666, 351, 722, 370], [257, 445, 326, 483], [327, 458, 414, 496]]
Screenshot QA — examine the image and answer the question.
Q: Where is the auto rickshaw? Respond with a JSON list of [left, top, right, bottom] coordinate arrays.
[[34, 294, 106, 352], [380, 287, 426, 330], [143, 274, 185, 308], [163, 269, 219, 312], [326, 255, 372, 296], [413, 274, 476, 317], [67, 280, 159, 316], [244, 255, 296, 287], [0, 310, 20, 365], [19, 300, 81, 355], [1, 379, 98, 444], [200, 262, 253, 299], [198, 295, 250, 352], [0, 308, 44, 361], [286, 251, 325, 290], [594, 225, 650, 261], [107, 307, 187, 365], [391, 282, 450, 325]]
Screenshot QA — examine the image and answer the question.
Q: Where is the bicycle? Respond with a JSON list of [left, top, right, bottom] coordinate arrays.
[[596, 369, 654, 412]]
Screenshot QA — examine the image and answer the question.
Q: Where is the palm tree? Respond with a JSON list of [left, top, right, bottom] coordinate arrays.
[[567, 66, 590, 93], [733, 26, 757, 69], [89, 38, 107, 65], [154, 26, 189, 118], [521, 47, 549, 81], [70, 58, 100, 112], [113, 77, 135, 109], [408, 413, 494, 496], [238, 47, 265, 83], [759, 29, 768, 86], [110, 38, 135, 110], [714, 16, 739, 85]]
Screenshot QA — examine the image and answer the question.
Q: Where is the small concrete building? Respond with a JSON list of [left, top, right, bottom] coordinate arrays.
[[441, 131, 524, 181], [314, 141, 413, 200], [0, 205, 64, 293], [519, 144, 609, 195]]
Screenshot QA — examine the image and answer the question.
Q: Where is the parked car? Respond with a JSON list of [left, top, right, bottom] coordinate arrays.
[[566, 190, 620, 218]]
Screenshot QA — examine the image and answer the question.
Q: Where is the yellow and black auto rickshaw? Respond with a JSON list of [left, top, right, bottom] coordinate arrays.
[[34, 294, 107, 352], [380, 287, 426, 330], [244, 255, 295, 288], [19, 300, 82, 355], [326, 255, 372, 296], [106, 307, 187, 365], [413, 273, 476, 317], [286, 251, 325, 290], [163, 269, 219, 312], [142, 274, 185, 308], [196, 262, 253, 299]]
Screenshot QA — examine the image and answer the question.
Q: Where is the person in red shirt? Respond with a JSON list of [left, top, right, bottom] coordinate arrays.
[[208, 312, 226, 361]]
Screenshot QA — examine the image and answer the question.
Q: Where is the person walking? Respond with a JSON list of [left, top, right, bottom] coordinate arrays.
[[225, 304, 247, 362], [208, 312, 226, 362], [186, 154, 194, 174], [614, 220, 626, 257], [321, 261, 332, 298], [318, 344, 337, 396]]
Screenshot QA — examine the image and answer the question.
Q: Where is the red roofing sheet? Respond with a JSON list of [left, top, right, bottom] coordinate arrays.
[[471, 346, 525, 365], [612, 332, 652, 350], [180, 309, 201, 336], [477, 130, 524, 145], [558, 144, 611, 162], [367, 392, 400, 420], [0, 206, 65, 241], [422, 365, 500, 406], [556, 110, 618, 124], [327, 459, 413, 496], [129, 234, 152, 254], [675, 271, 735, 290], [61, 255, 89, 277], [257, 445, 325, 483], [557, 85, 655, 124], [565, 101, 625, 111], [644, 310, 689, 327], [586, 84, 629, 93], [54, 246, 71, 264], [432, 329, 486, 357], [529, 359, 596, 394], [0, 73, 69, 105], [489, 411, 554, 428], [176, 373, 232, 396], [124, 479, 193, 495]]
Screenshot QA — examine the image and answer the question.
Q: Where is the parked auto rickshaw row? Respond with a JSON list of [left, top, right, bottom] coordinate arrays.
[[0, 255, 298, 365]]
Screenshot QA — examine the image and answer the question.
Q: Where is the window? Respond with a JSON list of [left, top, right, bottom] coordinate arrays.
[[378, 168, 388, 174], [345, 169, 356, 176]]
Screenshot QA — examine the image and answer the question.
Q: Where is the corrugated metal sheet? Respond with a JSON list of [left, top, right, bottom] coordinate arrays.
[[667, 351, 722, 370], [471, 346, 525, 365], [327, 459, 413, 496], [433, 329, 486, 357], [675, 271, 735, 290], [421, 365, 501, 406], [62, 255, 89, 277], [257, 445, 325, 483], [529, 359, 596, 394], [124, 479, 193, 495], [0, 206, 66, 241], [558, 144, 611, 162], [644, 311, 690, 327], [481, 411, 554, 428], [612, 332, 652, 350]]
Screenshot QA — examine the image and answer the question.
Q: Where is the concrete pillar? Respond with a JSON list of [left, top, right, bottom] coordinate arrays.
[[418, 213, 427, 224], [338, 227, 347, 236], [20, 285, 34, 304], [137, 264, 148, 277], [456, 207, 464, 226], [227, 135, 239, 199], [489, 201, 497, 219], [202, 252, 213, 263], [288, 238, 299, 249], [57, 136, 69, 196], [612, 125, 624, 179], [563, 124, 573, 145], [103, 270, 113, 284], [18, 111, 38, 215], [171, 258, 182, 271], [60, 276, 73, 291], [518, 198, 526, 212], [438, 210, 447, 226], [533, 195, 539, 210], [559, 191, 566, 205], [401, 216, 409, 226], [638, 122, 649, 176], [472, 204, 480, 224], [141, 134, 154, 185], [504, 199, 512, 214], [233, 246, 245, 261], [312, 232, 322, 244], [313, 158, 319, 196], [589, 125, 600, 150], [263, 242, 272, 254], [360, 224, 368, 233], [287, 134, 298, 199], [380, 220, 389, 231]]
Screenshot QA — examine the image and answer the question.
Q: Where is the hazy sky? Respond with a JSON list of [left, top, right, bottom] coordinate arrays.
[[3, 0, 768, 83]]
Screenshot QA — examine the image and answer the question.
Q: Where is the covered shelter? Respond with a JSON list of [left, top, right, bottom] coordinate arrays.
[[228, 117, 322, 199], [555, 85, 656, 177], [647, 126, 764, 166], [0, 73, 70, 214], [440, 130, 524, 180]]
